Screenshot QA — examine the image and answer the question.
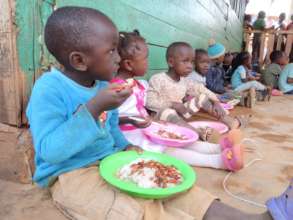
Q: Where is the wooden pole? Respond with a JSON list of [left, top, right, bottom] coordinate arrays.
[[259, 32, 266, 66], [285, 34, 293, 57]]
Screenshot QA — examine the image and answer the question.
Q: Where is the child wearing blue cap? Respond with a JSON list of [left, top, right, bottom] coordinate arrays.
[[206, 39, 227, 94]]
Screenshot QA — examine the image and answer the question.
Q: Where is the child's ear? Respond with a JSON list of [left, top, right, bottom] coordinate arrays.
[[69, 51, 88, 71], [167, 57, 174, 68], [122, 59, 133, 72]]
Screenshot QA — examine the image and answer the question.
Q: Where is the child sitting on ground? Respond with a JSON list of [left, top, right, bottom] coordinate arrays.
[[113, 31, 244, 171], [279, 63, 293, 94], [231, 52, 271, 104], [25, 7, 291, 220], [146, 42, 249, 138], [223, 52, 234, 84], [187, 49, 209, 85], [206, 40, 227, 94], [263, 50, 288, 89], [188, 49, 241, 106]]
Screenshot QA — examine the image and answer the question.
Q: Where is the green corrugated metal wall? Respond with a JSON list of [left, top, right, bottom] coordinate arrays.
[[15, 0, 245, 96]]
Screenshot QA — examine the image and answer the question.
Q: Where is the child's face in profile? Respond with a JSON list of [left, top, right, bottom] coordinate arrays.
[[83, 25, 121, 81], [169, 46, 194, 77], [223, 54, 233, 65], [195, 53, 209, 76], [216, 54, 225, 64], [244, 55, 252, 69], [128, 41, 149, 77]]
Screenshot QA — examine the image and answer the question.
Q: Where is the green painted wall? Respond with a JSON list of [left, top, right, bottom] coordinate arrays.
[[16, 0, 244, 96]]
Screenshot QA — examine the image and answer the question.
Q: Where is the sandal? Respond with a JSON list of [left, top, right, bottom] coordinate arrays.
[[238, 91, 249, 107], [197, 127, 220, 143], [222, 145, 244, 171], [197, 127, 213, 141], [266, 87, 272, 102], [221, 114, 251, 130], [219, 129, 243, 151], [235, 115, 251, 129], [246, 88, 256, 108]]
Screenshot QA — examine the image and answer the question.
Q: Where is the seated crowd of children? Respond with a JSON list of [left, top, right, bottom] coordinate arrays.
[[26, 6, 292, 220]]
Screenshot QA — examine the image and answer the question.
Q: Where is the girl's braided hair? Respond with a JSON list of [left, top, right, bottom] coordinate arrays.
[[118, 29, 146, 60]]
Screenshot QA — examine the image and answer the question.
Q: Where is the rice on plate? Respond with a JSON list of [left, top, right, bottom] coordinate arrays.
[[118, 158, 183, 189]]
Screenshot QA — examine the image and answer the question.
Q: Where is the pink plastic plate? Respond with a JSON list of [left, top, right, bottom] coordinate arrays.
[[220, 103, 234, 110], [189, 121, 229, 134], [142, 122, 198, 148]]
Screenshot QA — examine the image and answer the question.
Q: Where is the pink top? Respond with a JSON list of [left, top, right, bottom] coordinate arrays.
[[111, 78, 148, 131]]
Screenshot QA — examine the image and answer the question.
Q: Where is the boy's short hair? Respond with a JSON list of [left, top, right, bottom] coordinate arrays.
[[270, 50, 284, 62], [166, 42, 192, 60], [195, 49, 207, 59], [45, 6, 114, 67]]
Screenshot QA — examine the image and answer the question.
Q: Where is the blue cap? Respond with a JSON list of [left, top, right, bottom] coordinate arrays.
[[207, 41, 226, 59]]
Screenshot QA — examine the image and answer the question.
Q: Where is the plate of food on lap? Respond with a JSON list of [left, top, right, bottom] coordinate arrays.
[[100, 151, 196, 199]]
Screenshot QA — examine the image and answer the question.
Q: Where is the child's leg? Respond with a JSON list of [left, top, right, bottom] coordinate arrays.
[[200, 98, 238, 129], [50, 166, 216, 220], [50, 166, 274, 220], [157, 108, 221, 142], [235, 81, 266, 92], [186, 141, 221, 154], [164, 147, 225, 169], [50, 167, 144, 220], [199, 98, 250, 129]]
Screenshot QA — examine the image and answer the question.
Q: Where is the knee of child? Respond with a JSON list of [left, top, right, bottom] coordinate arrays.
[[160, 108, 179, 121]]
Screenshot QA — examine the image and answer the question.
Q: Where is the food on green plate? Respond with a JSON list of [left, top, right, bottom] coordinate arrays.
[[118, 158, 183, 188], [156, 129, 188, 140]]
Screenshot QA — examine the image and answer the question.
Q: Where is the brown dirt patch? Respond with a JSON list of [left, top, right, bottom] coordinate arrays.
[[258, 133, 291, 142], [249, 121, 271, 130], [281, 165, 293, 180], [279, 146, 293, 152], [272, 115, 293, 123]]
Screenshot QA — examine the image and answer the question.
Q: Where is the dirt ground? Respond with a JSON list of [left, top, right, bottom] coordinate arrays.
[[0, 96, 293, 220]]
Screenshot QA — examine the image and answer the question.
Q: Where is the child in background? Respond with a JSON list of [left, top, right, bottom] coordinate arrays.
[[243, 14, 253, 51], [252, 11, 267, 66], [223, 52, 234, 84], [114, 32, 244, 171], [146, 42, 249, 136], [263, 50, 288, 89], [231, 52, 271, 103], [206, 40, 227, 94], [279, 63, 293, 94], [189, 49, 242, 106], [187, 49, 209, 85]]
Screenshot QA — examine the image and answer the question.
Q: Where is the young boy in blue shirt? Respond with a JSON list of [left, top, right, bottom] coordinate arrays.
[[26, 6, 291, 220]]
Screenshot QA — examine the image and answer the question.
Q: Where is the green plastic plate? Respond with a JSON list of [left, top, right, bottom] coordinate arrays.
[[99, 151, 196, 199]]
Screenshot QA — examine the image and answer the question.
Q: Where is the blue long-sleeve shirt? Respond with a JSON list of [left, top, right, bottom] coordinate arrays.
[[26, 68, 130, 187]]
